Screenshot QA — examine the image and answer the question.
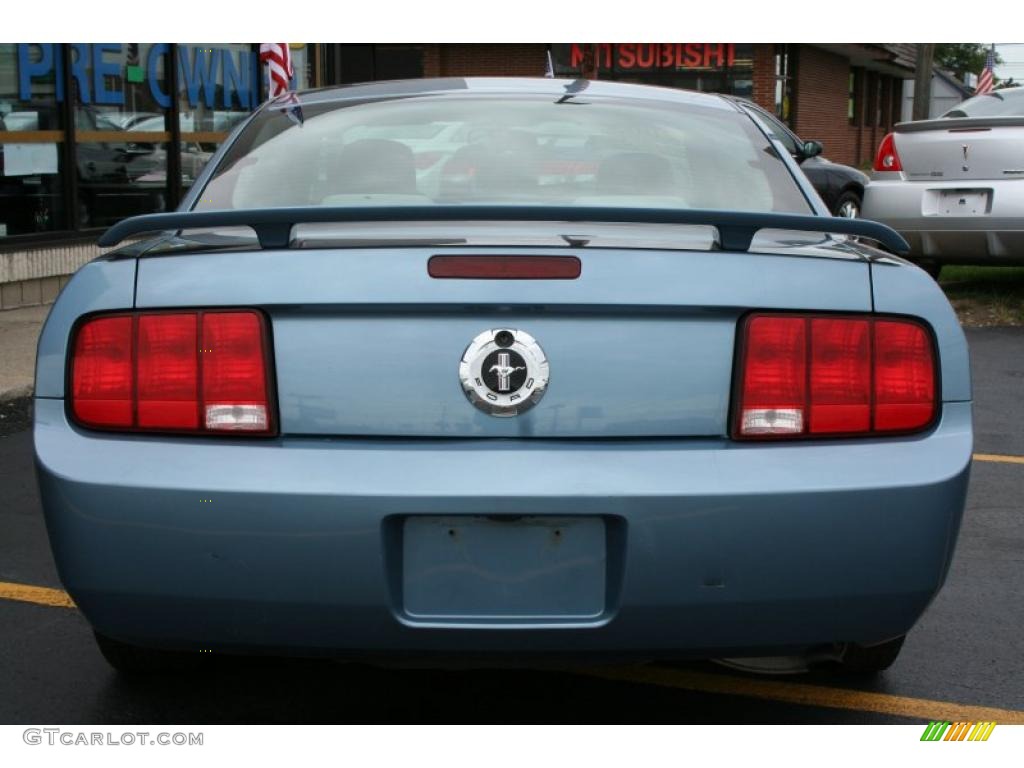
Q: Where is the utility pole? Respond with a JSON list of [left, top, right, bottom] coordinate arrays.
[[913, 44, 935, 121]]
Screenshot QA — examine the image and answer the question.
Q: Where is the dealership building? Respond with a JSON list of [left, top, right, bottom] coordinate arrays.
[[0, 43, 916, 308]]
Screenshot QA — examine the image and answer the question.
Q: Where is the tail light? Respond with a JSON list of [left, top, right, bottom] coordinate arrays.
[[873, 133, 903, 172], [734, 313, 936, 440], [70, 310, 275, 435]]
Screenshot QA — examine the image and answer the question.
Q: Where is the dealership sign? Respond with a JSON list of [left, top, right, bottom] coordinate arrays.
[[17, 43, 271, 109], [561, 44, 738, 72]]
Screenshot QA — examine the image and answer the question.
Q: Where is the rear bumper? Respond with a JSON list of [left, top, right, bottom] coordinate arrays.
[[34, 397, 973, 659], [863, 179, 1024, 262]]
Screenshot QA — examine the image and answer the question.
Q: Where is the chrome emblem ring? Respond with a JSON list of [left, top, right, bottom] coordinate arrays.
[[459, 328, 549, 417]]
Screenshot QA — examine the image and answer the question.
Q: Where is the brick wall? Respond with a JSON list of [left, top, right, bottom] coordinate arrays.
[[790, 45, 902, 168], [752, 44, 776, 113], [791, 46, 858, 165], [424, 44, 547, 78]]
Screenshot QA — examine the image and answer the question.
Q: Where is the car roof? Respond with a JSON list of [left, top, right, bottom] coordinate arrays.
[[269, 77, 741, 113]]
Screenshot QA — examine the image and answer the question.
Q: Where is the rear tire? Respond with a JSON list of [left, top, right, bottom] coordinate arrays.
[[836, 635, 905, 675], [94, 632, 204, 676]]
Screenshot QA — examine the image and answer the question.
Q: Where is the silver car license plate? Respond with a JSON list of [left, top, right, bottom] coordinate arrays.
[[933, 189, 991, 216]]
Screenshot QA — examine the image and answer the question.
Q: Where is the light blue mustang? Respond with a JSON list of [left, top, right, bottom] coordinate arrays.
[[34, 78, 971, 675]]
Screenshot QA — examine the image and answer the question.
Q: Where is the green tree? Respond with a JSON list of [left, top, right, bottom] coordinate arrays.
[[935, 44, 1001, 82]]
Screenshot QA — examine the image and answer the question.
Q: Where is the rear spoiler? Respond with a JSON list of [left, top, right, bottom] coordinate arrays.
[[894, 116, 1024, 133], [98, 205, 910, 255]]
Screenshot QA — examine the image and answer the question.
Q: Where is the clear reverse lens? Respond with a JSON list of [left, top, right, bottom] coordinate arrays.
[[740, 408, 804, 435], [204, 404, 269, 431]]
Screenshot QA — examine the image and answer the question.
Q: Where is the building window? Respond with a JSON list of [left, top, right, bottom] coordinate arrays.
[[848, 68, 860, 125], [878, 76, 888, 127], [773, 44, 793, 123], [324, 45, 423, 85], [867, 72, 881, 129], [373, 45, 424, 81], [176, 44, 260, 195], [71, 43, 172, 228], [890, 78, 903, 126], [0, 43, 67, 237]]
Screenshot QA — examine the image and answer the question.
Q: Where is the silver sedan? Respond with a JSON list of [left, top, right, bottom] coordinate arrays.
[[863, 87, 1024, 276]]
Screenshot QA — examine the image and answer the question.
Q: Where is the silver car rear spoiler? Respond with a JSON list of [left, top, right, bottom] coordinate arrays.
[[98, 205, 910, 255], [894, 116, 1024, 132]]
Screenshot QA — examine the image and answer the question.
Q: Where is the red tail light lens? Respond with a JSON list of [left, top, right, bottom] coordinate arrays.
[[810, 317, 871, 434], [735, 313, 936, 440], [873, 320, 936, 432], [71, 316, 134, 428], [70, 310, 274, 435], [137, 314, 198, 429], [873, 132, 903, 172]]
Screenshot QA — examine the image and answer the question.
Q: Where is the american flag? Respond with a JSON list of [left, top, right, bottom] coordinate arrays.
[[975, 47, 995, 95], [260, 43, 294, 99]]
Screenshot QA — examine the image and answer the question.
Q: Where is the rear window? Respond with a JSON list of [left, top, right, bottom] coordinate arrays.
[[195, 93, 811, 214], [943, 87, 1024, 118]]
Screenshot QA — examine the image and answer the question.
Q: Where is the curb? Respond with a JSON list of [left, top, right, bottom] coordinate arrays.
[[0, 384, 33, 403]]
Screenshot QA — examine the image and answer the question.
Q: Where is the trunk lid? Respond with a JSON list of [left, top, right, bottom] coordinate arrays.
[[893, 117, 1024, 181], [134, 243, 871, 438]]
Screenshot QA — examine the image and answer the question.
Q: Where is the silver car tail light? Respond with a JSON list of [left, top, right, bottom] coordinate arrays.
[[873, 132, 903, 172]]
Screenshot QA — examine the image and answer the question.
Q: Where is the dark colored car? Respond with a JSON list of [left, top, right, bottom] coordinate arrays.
[[727, 97, 869, 218]]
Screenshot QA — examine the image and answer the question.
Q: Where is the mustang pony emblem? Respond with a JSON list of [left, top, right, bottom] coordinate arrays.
[[489, 353, 527, 391], [459, 329, 550, 417]]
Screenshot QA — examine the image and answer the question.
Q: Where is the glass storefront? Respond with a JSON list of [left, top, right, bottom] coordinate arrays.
[[0, 43, 311, 245]]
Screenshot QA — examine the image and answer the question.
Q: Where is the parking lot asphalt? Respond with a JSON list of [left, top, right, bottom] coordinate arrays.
[[1, 327, 1022, 724]]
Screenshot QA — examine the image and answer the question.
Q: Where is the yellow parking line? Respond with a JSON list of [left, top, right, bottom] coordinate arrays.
[[0, 581, 75, 609], [973, 453, 1024, 465], [581, 666, 1024, 724]]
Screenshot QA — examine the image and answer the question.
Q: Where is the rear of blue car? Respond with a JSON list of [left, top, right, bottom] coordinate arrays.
[[34, 79, 972, 672]]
